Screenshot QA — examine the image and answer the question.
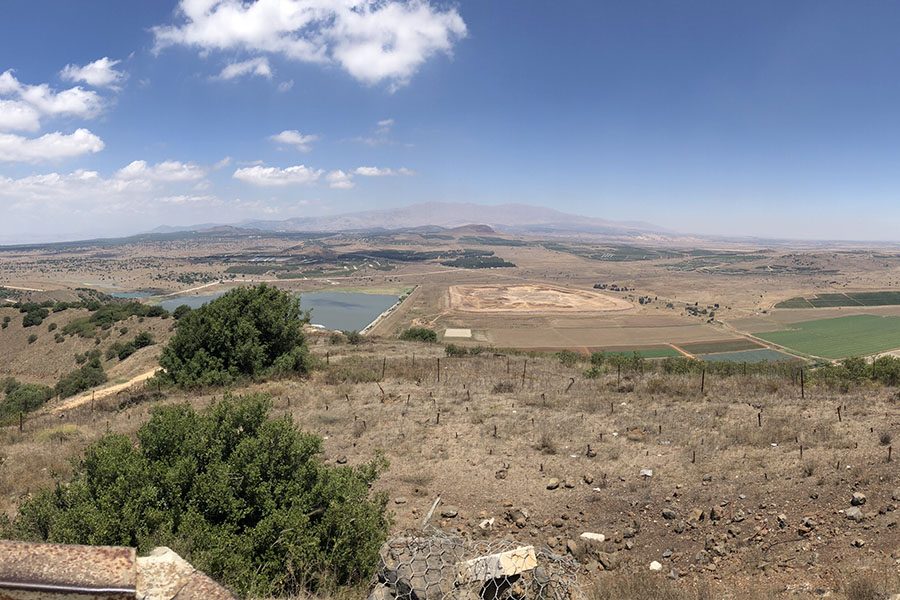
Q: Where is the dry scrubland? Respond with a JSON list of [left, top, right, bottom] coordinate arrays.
[[1, 334, 898, 599]]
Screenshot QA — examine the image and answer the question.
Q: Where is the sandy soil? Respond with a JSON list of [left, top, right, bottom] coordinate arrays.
[[448, 284, 632, 313]]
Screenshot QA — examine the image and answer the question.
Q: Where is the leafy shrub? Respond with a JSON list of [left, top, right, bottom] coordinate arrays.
[[54, 358, 106, 398], [62, 301, 168, 337], [108, 331, 156, 361], [159, 285, 310, 388], [556, 350, 580, 367], [342, 330, 362, 345], [22, 307, 48, 327], [27, 334, 38, 344], [399, 327, 437, 343], [0, 380, 53, 422], [444, 343, 468, 357], [47, 322, 57, 332], [172, 304, 192, 320], [11, 394, 389, 597]]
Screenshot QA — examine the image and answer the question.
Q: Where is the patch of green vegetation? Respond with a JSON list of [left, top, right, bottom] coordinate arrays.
[[756, 314, 900, 358], [779, 290, 900, 309], [0, 378, 53, 423], [679, 339, 762, 354], [62, 301, 167, 337], [9, 394, 389, 598], [595, 346, 681, 359], [698, 349, 797, 363], [106, 331, 155, 361], [399, 327, 437, 342], [159, 284, 310, 388], [775, 297, 815, 309], [441, 256, 516, 269], [458, 236, 528, 246], [54, 358, 106, 398]]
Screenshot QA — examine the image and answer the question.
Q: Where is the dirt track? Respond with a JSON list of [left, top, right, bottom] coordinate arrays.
[[52, 368, 161, 412]]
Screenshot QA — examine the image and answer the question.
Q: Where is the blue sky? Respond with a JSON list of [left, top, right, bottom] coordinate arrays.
[[2, 1, 900, 243]]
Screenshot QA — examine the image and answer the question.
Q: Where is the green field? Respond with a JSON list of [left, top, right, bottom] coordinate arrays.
[[679, 338, 762, 354], [776, 290, 900, 309], [595, 346, 681, 359], [698, 349, 797, 363], [756, 315, 900, 359]]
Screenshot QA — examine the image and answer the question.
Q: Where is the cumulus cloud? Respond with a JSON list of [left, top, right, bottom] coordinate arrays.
[[0, 100, 41, 132], [60, 57, 126, 89], [152, 0, 467, 88], [233, 164, 323, 186], [326, 169, 354, 189], [216, 57, 273, 80], [116, 159, 206, 182], [0, 69, 105, 134], [0, 128, 104, 162], [269, 129, 318, 151], [354, 165, 413, 176]]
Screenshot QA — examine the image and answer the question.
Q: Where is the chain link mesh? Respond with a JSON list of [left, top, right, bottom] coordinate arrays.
[[368, 528, 583, 600]]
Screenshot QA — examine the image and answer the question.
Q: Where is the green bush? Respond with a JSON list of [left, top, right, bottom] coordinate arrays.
[[555, 350, 580, 367], [0, 380, 53, 422], [160, 285, 310, 388], [27, 334, 38, 344], [342, 330, 362, 345], [62, 301, 168, 338], [399, 327, 437, 343], [11, 394, 389, 597], [54, 358, 106, 398], [172, 304, 192, 320]]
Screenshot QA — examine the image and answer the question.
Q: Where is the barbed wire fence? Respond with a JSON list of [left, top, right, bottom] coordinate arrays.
[[368, 526, 584, 600]]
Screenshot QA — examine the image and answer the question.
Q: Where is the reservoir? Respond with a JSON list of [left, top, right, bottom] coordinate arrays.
[[158, 290, 398, 332]]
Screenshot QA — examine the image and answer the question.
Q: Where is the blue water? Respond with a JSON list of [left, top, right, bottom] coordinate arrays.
[[110, 291, 154, 299], [159, 290, 398, 331]]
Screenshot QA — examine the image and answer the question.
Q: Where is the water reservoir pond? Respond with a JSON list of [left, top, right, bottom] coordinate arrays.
[[159, 290, 398, 332]]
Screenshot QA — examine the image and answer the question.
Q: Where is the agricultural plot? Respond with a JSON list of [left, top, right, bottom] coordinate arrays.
[[698, 348, 797, 363], [775, 290, 900, 309], [756, 314, 900, 359], [595, 346, 681, 359], [679, 338, 762, 354]]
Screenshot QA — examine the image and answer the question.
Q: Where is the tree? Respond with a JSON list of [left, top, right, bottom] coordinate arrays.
[[159, 285, 310, 388], [12, 394, 389, 598], [54, 358, 106, 398], [399, 327, 437, 343]]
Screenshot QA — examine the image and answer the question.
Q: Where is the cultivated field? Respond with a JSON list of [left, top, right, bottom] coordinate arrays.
[[756, 314, 900, 360]]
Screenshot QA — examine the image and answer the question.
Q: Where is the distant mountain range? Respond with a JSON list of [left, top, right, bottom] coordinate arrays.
[[150, 202, 668, 237]]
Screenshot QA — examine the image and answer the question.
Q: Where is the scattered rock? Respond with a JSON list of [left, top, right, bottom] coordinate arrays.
[[336, 455, 348, 464], [597, 552, 619, 571], [777, 513, 788, 528], [394, 497, 408, 505], [649, 561, 663, 572], [623, 527, 636, 539], [479, 518, 494, 530], [579, 532, 605, 543], [546, 478, 560, 490], [688, 508, 705, 524], [440, 506, 459, 518], [640, 468, 653, 479], [851, 492, 867, 506], [662, 508, 677, 520], [852, 538, 866, 548], [845, 506, 865, 522]]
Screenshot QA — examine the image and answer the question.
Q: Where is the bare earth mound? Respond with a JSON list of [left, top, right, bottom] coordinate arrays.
[[449, 284, 631, 313]]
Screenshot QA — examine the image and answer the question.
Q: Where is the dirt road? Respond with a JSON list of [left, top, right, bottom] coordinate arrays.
[[52, 368, 161, 412]]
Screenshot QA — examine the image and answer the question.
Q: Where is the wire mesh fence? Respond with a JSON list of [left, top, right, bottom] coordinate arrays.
[[368, 528, 584, 600]]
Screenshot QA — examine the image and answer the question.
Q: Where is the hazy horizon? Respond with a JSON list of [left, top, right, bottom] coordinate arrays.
[[4, 1, 900, 243]]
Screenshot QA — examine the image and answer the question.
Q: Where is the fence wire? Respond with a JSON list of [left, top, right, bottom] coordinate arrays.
[[368, 528, 583, 600]]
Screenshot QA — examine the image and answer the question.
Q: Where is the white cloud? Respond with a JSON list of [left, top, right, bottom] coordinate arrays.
[[153, 0, 467, 88], [0, 69, 105, 132], [215, 57, 273, 80], [213, 156, 233, 169], [277, 79, 294, 92], [116, 160, 206, 182], [0, 128, 104, 162], [0, 100, 41, 132], [60, 57, 126, 89], [269, 129, 319, 151], [354, 165, 413, 176], [233, 164, 322, 186], [326, 169, 354, 189], [376, 118, 394, 134]]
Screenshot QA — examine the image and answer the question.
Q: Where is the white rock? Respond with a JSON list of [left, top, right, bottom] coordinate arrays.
[[640, 469, 653, 478], [649, 561, 663, 571], [479, 518, 495, 530], [579, 532, 605, 543]]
